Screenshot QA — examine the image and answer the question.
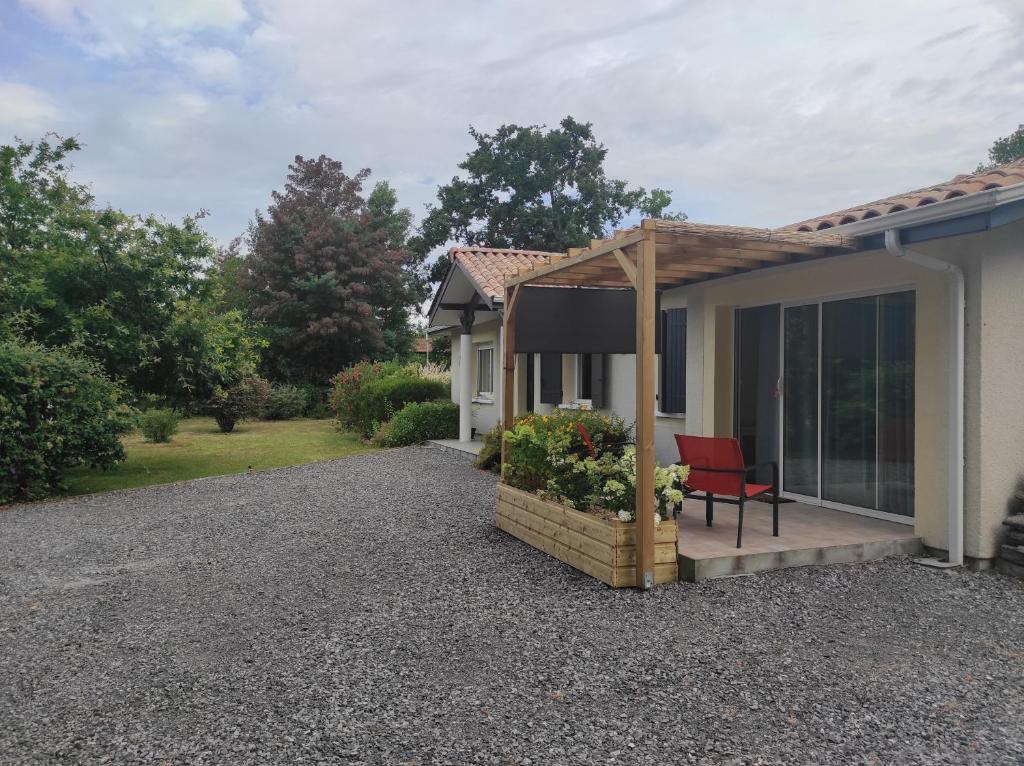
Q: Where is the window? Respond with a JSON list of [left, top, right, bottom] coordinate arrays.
[[574, 353, 606, 408], [577, 353, 593, 399], [660, 309, 686, 413], [476, 346, 494, 398]]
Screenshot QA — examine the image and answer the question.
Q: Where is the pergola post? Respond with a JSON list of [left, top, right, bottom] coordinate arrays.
[[634, 235, 657, 589], [500, 285, 519, 479]]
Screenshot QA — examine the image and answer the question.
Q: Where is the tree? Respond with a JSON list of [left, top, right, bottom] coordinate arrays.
[[242, 155, 417, 383], [979, 124, 1024, 170], [0, 135, 262, 408], [366, 180, 424, 358], [416, 116, 684, 281]]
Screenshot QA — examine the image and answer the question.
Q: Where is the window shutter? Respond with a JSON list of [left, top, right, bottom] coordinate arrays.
[[660, 309, 686, 413], [539, 353, 562, 404], [590, 354, 607, 409]]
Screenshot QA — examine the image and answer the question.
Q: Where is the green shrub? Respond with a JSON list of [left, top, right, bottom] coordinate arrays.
[[502, 410, 633, 502], [374, 400, 459, 447], [297, 383, 331, 418], [478, 410, 634, 475], [329, 360, 406, 431], [208, 376, 270, 433], [475, 422, 505, 472], [262, 385, 305, 420], [353, 376, 449, 437], [138, 408, 179, 443], [0, 341, 132, 504], [499, 410, 688, 520]]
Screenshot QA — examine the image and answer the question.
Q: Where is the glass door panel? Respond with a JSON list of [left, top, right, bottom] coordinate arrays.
[[877, 292, 915, 516], [822, 296, 878, 509], [734, 305, 780, 485], [783, 304, 818, 496]]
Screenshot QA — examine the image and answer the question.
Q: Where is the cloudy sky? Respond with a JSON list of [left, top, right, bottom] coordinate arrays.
[[2, 0, 1022, 249]]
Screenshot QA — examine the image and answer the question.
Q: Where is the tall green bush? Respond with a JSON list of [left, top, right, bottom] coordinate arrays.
[[330, 361, 447, 437], [330, 360, 406, 431], [0, 341, 132, 503]]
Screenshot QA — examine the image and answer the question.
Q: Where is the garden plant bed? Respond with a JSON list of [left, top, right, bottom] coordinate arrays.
[[495, 482, 678, 587]]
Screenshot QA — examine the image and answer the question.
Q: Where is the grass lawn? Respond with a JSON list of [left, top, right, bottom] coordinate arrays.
[[64, 417, 376, 497]]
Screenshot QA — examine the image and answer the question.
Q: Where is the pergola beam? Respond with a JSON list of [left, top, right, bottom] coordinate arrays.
[[655, 246, 794, 263], [506, 230, 645, 286], [654, 232, 825, 256], [612, 248, 638, 288]]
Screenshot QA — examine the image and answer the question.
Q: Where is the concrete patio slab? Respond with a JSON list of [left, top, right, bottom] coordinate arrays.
[[677, 497, 921, 581]]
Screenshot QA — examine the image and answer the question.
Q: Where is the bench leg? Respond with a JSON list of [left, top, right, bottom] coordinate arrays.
[[705, 493, 714, 527], [736, 496, 744, 548], [772, 493, 779, 537]]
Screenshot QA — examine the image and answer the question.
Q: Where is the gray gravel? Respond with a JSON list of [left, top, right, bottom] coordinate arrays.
[[2, 445, 1023, 765]]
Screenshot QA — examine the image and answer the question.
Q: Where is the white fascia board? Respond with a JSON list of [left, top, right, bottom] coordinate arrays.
[[826, 182, 1024, 237]]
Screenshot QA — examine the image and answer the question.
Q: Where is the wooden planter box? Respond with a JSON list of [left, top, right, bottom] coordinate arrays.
[[495, 483, 678, 587]]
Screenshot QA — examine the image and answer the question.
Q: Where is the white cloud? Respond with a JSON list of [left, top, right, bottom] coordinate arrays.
[[6, 0, 1024, 246], [0, 82, 61, 135], [18, 0, 248, 58], [184, 47, 243, 86]]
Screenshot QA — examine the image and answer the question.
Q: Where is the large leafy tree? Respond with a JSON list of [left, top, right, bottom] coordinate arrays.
[[0, 135, 261, 407], [366, 180, 424, 357], [415, 116, 684, 281], [242, 155, 417, 383], [979, 123, 1024, 169]]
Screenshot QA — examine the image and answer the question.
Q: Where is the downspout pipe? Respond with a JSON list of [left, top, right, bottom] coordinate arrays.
[[884, 229, 965, 566]]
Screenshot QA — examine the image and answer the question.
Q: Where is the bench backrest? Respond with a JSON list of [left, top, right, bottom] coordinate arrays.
[[674, 434, 745, 496]]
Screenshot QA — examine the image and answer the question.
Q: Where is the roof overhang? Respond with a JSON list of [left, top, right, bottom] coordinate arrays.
[[823, 180, 1024, 239], [426, 257, 500, 330]]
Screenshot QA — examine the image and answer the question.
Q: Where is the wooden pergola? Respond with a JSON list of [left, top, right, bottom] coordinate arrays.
[[499, 219, 858, 589]]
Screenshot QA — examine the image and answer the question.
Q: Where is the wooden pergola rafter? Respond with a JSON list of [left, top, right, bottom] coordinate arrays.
[[500, 219, 858, 589]]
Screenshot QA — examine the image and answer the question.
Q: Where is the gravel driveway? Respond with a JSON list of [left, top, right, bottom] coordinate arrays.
[[2, 446, 1023, 765]]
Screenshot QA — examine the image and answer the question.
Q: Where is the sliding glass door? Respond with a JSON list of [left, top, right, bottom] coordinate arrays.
[[781, 290, 915, 520]]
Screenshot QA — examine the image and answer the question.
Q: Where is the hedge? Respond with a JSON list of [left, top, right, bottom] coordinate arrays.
[[349, 374, 449, 437], [375, 400, 459, 447]]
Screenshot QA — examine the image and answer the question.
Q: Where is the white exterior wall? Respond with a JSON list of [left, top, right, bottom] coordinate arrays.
[[449, 319, 501, 438], [910, 222, 1024, 560]]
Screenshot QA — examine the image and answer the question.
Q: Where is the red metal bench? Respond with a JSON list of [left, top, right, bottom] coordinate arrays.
[[674, 435, 779, 548]]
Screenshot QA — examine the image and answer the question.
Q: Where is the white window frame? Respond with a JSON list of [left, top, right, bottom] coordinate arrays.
[[475, 344, 494, 401]]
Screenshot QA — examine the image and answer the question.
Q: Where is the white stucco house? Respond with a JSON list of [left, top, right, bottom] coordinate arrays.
[[427, 158, 1024, 568]]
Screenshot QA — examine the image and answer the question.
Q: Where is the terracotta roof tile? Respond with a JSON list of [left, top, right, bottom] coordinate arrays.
[[451, 246, 564, 302], [781, 158, 1024, 232]]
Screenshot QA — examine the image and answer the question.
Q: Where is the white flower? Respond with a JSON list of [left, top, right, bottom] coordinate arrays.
[[654, 513, 662, 525], [617, 510, 632, 522]]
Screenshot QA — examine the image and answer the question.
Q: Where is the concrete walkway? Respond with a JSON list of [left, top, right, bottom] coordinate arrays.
[[428, 437, 483, 456]]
